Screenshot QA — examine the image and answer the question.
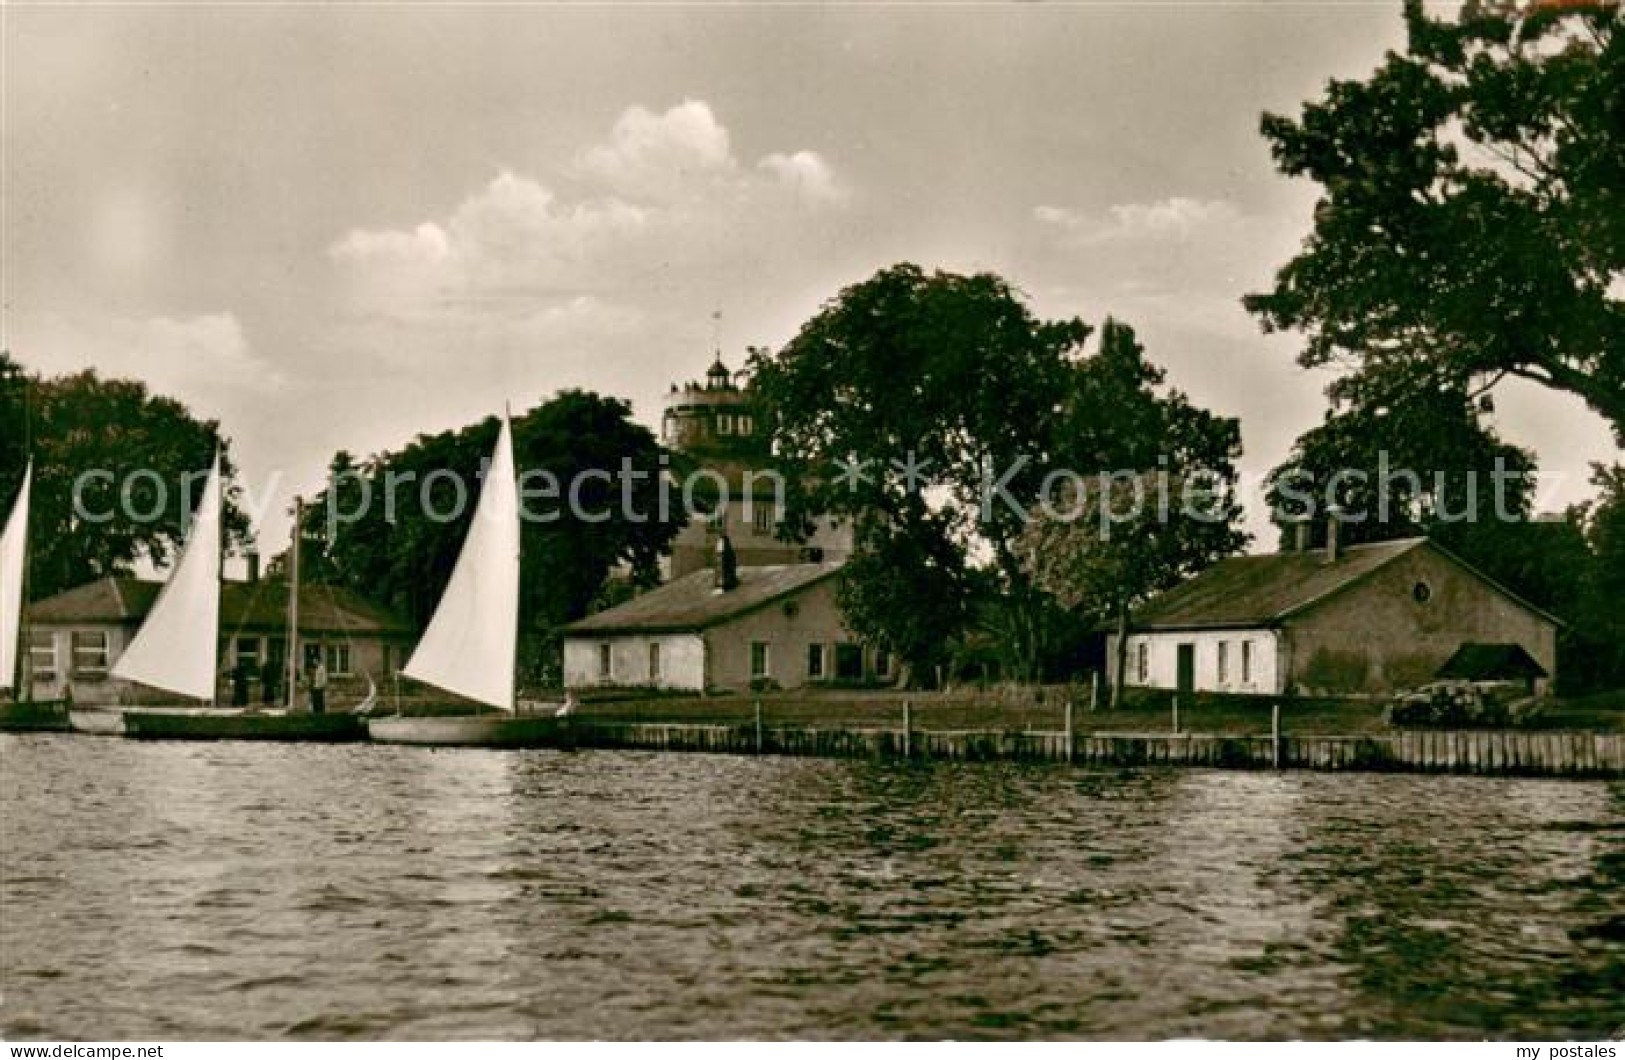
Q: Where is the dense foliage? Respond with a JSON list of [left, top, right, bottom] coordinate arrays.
[[1246, 0, 1625, 441], [751, 267, 1245, 685], [0, 351, 250, 599], [295, 390, 680, 686]]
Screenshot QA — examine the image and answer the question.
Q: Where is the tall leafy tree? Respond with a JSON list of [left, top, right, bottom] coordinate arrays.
[[750, 264, 1092, 684], [299, 390, 680, 685], [1246, 0, 1625, 441], [0, 352, 251, 599], [1568, 463, 1625, 691], [1265, 386, 1538, 549], [753, 270, 1244, 685]]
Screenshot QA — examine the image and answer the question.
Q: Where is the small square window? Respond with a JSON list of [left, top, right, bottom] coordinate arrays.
[[29, 631, 57, 683], [73, 630, 110, 677], [325, 644, 351, 677]]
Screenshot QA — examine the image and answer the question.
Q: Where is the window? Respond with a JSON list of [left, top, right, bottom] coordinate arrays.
[[717, 413, 734, 435], [835, 642, 863, 680], [648, 642, 662, 681], [73, 630, 109, 678], [1241, 641, 1253, 684], [1413, 581, 1432, 603], [807, 643, 825, 679], [598, 642, 612, 680], [750, 641, 770, 679], [235, 637, 261, 668], [325, 644, 352, 677], [737, 415, 753, 436], [1135, 641, 1149, 684], [874, 649, 892, 677], [752, 504, 774, 535], [29, 631, 56, 683], [1217, 641, 1230, 685]]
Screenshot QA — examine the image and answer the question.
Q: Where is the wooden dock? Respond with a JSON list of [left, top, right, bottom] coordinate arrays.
[[552, 721, 1625, 778]]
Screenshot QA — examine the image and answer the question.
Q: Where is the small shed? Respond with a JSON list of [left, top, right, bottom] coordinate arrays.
[[1435, 642, 1548, 690]]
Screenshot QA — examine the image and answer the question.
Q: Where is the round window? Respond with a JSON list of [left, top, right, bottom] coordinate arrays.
[[1412, 582, 1432, 603]]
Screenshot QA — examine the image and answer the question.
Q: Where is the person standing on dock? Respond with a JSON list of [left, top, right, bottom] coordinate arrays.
[[259, 656, 280, 707], [310, 656, 329, 714]]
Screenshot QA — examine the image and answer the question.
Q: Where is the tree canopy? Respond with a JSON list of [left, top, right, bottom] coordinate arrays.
[[1, 351, 251, 600], [1246, 0, 1625, 441], [296, 389, 680, 686], [751, 267, 1245, 685]]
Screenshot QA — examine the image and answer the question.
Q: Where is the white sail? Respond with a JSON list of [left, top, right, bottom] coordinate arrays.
[[0, 462, 31, 691], [403, 416, 520, 711], [111, 454, 223, 701]]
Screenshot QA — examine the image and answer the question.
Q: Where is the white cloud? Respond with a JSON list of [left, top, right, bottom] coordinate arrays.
[[8, 310, 281, 422], [1034, 197, 1242, 245], [575, 100, 737, 201], [323, 100, 850, 369], [758, 150, 845, 204]]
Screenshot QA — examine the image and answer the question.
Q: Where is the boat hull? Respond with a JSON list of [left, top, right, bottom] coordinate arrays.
[[0, 700, 72, 733], [123, 710, 366, 743], [365, 713, 567, 748], [68, 707, 129, 736]]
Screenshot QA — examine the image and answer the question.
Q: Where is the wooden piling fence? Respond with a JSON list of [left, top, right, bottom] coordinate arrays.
[[549, 716, 1624, 778]]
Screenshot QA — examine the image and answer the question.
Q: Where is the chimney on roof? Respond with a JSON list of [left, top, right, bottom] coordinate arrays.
[[1325, 513, 1343, 564], [1292, 519, 1311, 554], [714, 534, 739, 593], [245, 551, 261, 583]]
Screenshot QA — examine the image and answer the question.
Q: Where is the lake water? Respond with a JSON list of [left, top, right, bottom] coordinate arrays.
[[2, 734, 1622, 1040]]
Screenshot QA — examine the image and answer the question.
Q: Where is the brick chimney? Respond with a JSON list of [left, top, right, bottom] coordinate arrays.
[[1292, 519, 1311, 554], [1324, 515, 1343, 564], [713, 534, 739, 593]]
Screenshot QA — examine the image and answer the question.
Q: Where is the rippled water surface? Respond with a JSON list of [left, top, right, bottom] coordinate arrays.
[[2, 734, 1622, 1040]]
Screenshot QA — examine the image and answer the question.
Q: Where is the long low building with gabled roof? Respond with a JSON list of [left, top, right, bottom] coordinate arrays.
[[562, 557, 891, 692], [1109, 532, 1561, 698], [25, 574, 413, 706]]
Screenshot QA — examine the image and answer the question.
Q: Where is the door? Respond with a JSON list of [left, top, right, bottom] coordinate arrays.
[[1176, 643, 1196, 698]]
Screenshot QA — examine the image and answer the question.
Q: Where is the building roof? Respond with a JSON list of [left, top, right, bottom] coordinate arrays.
[[1128, 537, 1560, 632], [1436, 642, 1548, 681], [565, 562, 843, 636], [30, 576, 413, 635]]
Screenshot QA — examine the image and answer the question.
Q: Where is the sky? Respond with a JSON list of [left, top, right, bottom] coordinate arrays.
[[3, 3, 1618, 560]]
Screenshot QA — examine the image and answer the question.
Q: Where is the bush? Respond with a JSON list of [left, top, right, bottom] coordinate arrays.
[[1386, 681, 1518, 728]]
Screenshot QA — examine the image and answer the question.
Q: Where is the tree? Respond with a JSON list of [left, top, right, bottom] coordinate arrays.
[[750, 264, 1092, 684], [752, 271, 1245, 685], [299, 390, 680, 686], [0, 352, 251, 599], [1020, 465, 1244, 708], [1567, 462, 1625, 691], [1246, 0, 1625, 442], [1264, 386, 1538, 549]]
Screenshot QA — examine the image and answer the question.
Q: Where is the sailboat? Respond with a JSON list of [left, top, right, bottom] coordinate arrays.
[[0, 462, 68, 732], [367, 413, 564, 747], [116, 465, 365, 742]]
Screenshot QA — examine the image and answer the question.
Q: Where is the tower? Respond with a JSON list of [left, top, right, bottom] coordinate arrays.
[[662, 350, 850, 578]]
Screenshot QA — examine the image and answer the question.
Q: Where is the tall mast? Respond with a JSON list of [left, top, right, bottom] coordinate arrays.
[[287, 496, 301, 711], [13, 381, 33, 702]]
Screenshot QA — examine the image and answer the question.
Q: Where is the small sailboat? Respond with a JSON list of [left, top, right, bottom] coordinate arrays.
[[0, 462, 68, 732], [117, 473, 364, 743], [367, 413, 564, 747]]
